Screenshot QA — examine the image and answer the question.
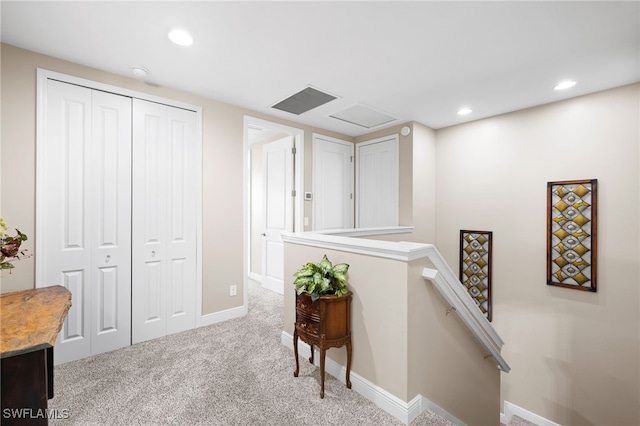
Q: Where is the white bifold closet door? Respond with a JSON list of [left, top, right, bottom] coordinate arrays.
[[42, 80, 132, 364], [131, 99, 198, 343], [40, 81, 198, 363]]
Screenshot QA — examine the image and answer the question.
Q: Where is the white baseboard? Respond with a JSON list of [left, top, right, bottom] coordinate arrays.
[[502, 401, 561, 426], [281, 331, 462, 426], [248, 272, 262, 283], [201, 305, 247, 326]]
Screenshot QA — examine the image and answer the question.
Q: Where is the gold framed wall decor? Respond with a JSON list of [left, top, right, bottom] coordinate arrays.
[[459, 230, 493, 321], [547, 179, 598, 292]]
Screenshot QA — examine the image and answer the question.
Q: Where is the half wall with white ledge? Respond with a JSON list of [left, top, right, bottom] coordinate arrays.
[[282, 228, 509, 425]]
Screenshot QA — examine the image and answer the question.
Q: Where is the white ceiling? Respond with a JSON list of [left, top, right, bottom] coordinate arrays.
[[2, 1, 638, 136]]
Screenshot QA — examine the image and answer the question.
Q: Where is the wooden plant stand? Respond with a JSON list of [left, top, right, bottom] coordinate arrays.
[[293, 291, 352, 398]]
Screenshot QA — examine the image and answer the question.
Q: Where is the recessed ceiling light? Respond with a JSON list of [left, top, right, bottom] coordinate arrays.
[[457, 107, 473, 116], [554, 81, 576, 91], [131, 66, 149, 78], [168, 29, 193, 46]]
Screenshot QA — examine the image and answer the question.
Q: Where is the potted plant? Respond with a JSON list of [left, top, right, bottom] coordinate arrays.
[[293, 254, 349, 302], [0, 217, 30, 272], [292, 254, 353, 398]]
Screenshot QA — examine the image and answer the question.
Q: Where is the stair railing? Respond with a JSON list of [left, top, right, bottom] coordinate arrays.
[[422, 245, 510, 372]]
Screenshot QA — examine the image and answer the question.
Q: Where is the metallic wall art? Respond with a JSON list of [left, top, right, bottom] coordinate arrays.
[[459, 230, 493, 321], [547, 179, 597, 292]]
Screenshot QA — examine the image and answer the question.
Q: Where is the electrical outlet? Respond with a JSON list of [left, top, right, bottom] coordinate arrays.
[[230, 285, 237, 296]]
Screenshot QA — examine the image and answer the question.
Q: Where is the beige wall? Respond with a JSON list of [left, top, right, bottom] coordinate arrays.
[[353, 121, 437, 243], [412, 122, 437, 243], [407, 259, 500, 426], [284, 244, 410, 400], [283, 242, 501, 422], [0, 44, 246, 314], [435, 84, 640, 425], [0, 44, 351, 314]]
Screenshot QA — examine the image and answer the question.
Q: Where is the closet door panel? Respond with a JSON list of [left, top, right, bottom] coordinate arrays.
[[356, 136, 399, 228], [132, 99, 168, 343], [39, 75, 201, 363], [90, 90, 132, 355], [166, 107, 197, 334], [43, 81, 93, 362]]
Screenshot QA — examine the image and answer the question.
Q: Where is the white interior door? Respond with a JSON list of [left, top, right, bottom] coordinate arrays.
[[261, 136, 294, 294], [165, 107, 198, 335], [356, 135, 399, 228], [40, 80, 132, 364], [90, 90, 133, 356], [132, 100, 168, 343], [132, 99, 198, 343], [312, 134, 354, 231]]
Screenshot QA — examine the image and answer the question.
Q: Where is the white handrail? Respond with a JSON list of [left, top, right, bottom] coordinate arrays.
[[422, 247, 510, 372], [282, 231, 510, 372]]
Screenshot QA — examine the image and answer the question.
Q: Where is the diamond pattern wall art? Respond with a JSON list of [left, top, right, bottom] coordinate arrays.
[[547, 179, 598, 292], [459, 230, 493, 321]]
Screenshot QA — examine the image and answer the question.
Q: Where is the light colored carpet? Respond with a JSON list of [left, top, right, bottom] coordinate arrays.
[[49, 280, 453, 425], [505, 415, 538, 426]]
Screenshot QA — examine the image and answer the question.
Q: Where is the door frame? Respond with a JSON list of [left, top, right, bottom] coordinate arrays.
[[244, 116, 304, 304], [35, 69, 203, 327]]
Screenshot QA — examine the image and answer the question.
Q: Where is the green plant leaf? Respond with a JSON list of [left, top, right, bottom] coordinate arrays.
[[333, 263, 349, 273], [319, 255, 332, 271], [293, 255, 350, 296], [333, 272, 347, 284]]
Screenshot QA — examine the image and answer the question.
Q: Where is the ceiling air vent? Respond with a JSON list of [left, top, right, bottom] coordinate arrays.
[[271, 86, 337, 115], [330, 104, 397, 128]]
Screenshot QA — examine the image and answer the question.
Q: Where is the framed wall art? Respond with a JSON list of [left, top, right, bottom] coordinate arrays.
[[459, 230, 493, 321], [547, 179, 597, 292]]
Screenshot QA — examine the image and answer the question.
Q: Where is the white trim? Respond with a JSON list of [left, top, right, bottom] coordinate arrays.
[[282, 231, 432, 262], [503, 401, 561, 426], [248, 272, 262, 283], [318, 226, 414, 237], [37, 69, 200, 112], [243, 116, 304, 316], [281, 331, 461, 425], [201, 305, 247, 327], [36, 68, 204, 328]]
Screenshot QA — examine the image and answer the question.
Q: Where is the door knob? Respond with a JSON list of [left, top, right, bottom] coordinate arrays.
[[261, 233, 267, 237]]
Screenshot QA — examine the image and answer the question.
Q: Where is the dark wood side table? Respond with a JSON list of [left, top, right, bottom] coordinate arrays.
[[293, 291, 352, 398], [1, 286, 72, 425]]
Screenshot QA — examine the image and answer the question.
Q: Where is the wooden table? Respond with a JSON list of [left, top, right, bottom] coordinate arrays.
[[1, 286, 71, 425], [293, 291, 352, 398]]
